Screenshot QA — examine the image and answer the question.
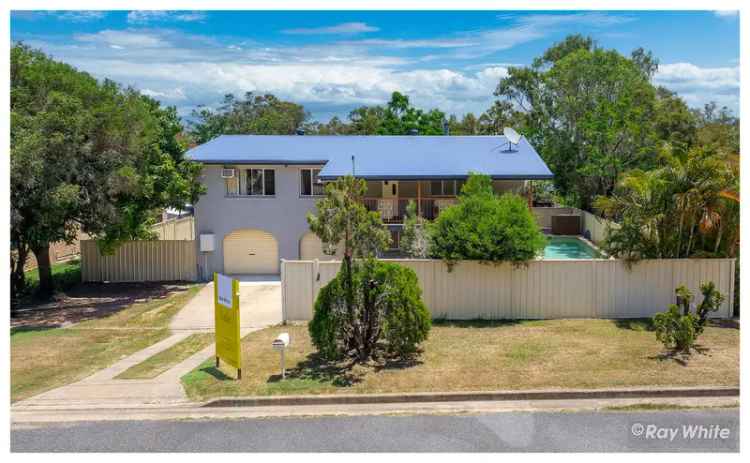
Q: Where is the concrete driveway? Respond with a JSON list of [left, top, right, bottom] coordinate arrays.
[[170, 276, 282, 333]]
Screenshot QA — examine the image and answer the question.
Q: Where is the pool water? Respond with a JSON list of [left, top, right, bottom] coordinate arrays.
[[543, 237, 603, 259]]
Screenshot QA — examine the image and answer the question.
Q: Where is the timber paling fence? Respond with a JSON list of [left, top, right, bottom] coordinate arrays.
[[281, 258, 735, 321], [81, 240, 197, 282]]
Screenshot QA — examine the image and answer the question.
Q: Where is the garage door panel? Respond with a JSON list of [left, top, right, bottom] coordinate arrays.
[[300, 232, 343, 260], [224, 229, 279, 274]]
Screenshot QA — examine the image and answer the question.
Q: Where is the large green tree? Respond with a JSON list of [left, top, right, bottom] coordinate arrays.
[[11, 44, 203, 297], [189, 92, 309, 143], [495, 35, 660, 210]]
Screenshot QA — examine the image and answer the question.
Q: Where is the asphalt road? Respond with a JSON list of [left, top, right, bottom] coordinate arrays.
[[12, 409, 738, 452]]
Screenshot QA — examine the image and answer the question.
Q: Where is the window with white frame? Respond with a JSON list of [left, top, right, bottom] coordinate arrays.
[[300, 168, 324, 196], [429, 180, 464, 196], [246, 168, 275, 196]]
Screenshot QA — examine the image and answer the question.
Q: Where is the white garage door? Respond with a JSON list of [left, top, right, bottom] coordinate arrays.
[[300, 232, 343, 260], [223, 229, 279, 274]]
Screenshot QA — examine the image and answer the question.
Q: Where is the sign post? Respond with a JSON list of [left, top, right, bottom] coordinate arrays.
[[214, 273, 241, 379]]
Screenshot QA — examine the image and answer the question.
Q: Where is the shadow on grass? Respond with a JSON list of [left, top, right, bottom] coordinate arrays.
[[707, 319, 740, 330], [431, 318, 526, 328], [614, 318, 655, 331], [196, 364, 234, 381], [649, 344, 712, 366], [10, 325, 57, 336], [266, 350, 424, 388], [267, 352, 363, 387], [615, 318, 738, 332]]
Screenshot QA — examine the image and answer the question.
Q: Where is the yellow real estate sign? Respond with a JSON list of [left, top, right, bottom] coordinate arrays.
[[214, 273, 241, 373]]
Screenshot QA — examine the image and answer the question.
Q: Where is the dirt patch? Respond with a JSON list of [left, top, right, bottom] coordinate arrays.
[[10, 282, 193, 329]]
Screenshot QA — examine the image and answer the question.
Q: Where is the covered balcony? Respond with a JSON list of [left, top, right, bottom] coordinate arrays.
[[361, 179, 527, 224]]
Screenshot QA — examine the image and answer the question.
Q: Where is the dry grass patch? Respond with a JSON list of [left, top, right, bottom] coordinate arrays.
[[11, 284, 203, 402], [116, 333, 214, 380], [182, 319, 738, 401]]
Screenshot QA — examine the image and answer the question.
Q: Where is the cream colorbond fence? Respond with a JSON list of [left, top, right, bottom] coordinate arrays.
[[151, 216, 195, 240], [81, 240, 197, 282], [281, 258, 735, 321]]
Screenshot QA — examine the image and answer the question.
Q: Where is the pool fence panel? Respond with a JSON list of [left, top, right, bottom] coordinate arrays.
[[281, 258, 735, 321]]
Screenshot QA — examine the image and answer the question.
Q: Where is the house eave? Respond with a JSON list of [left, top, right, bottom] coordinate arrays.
[[317, 174, 554, 181], [196, 160, 329, 166]]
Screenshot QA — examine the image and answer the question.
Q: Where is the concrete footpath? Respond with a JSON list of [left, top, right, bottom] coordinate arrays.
[[12, 279, 283, 410], [10, 395, 739, 424]]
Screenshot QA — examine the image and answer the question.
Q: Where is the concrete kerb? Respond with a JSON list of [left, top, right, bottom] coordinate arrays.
[[202, 386, 739, 408]]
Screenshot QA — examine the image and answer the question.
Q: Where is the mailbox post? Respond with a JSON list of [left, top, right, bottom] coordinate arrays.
[[272, 332, 290, 379]]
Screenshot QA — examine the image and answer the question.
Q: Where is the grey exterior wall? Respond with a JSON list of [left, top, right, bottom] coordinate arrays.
[[193, 164, 323, 279], [194, 166, 528, 280]]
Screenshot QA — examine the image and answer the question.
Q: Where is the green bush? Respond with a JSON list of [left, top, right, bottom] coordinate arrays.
[[429, 173, 547, 266], [652, 281, 725, 353], [379, 263, 431, 357], [309, 259, 431, 361], [653, 305, 697, 353], [309, 275, 347, 360]]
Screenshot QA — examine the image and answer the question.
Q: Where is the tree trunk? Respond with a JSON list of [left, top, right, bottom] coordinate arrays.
[[32, 243, 54, 296], [10, 243, 29, 315]]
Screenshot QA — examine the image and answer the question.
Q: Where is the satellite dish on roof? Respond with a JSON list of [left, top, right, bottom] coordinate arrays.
[[501, 127, 521, 152], [503, 127, 521, 146]]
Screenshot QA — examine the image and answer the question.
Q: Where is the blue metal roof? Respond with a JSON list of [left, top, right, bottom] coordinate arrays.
[[186, 135, 553, 180]]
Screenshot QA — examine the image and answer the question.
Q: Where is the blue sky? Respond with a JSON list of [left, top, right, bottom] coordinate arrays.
[[11, 10, 740, 121]]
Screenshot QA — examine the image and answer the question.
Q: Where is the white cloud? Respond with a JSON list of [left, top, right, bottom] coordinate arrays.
[[57, 11, 107, 22], [74, 29, 170, 48], [141, 87, 187, 101], [12, 11, 106, 22], [281, 22, 379, 35], [127, 11, 206, 24], [655, 62, 739, 110], [341, 12, 635, 58]]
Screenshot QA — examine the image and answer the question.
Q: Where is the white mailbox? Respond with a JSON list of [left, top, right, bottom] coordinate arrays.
[[199, 234, 215, 252], [272, 332, 291, 379]]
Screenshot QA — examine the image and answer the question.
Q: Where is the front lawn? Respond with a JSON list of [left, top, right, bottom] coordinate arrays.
[[181, 319, 739, 401], [11, 284, 203, 402]]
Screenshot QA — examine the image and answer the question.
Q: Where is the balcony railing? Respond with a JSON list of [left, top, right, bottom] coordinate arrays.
[[362, 197, 458, 223]]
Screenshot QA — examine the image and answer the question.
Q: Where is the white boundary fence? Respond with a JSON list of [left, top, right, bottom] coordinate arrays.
[[81, 240, 198, 282], [281, 258, 735, 321]]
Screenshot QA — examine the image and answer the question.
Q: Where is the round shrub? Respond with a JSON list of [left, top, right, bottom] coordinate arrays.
[[309, 259, 431, 361], [429, 174, 547, 266]]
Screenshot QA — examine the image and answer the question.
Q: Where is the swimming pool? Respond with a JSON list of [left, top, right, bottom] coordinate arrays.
[[543, 236, 604, 259]]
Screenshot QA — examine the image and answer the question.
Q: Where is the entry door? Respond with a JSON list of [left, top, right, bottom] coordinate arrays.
[[379, 181, 399, 221], [382, 181, 399, 199]]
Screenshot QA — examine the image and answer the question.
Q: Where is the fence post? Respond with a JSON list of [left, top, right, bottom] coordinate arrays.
[[280, 259, 287, 323]]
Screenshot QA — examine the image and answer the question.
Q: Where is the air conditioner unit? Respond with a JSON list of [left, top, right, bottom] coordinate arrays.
[[221, 168, 236, 178]]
